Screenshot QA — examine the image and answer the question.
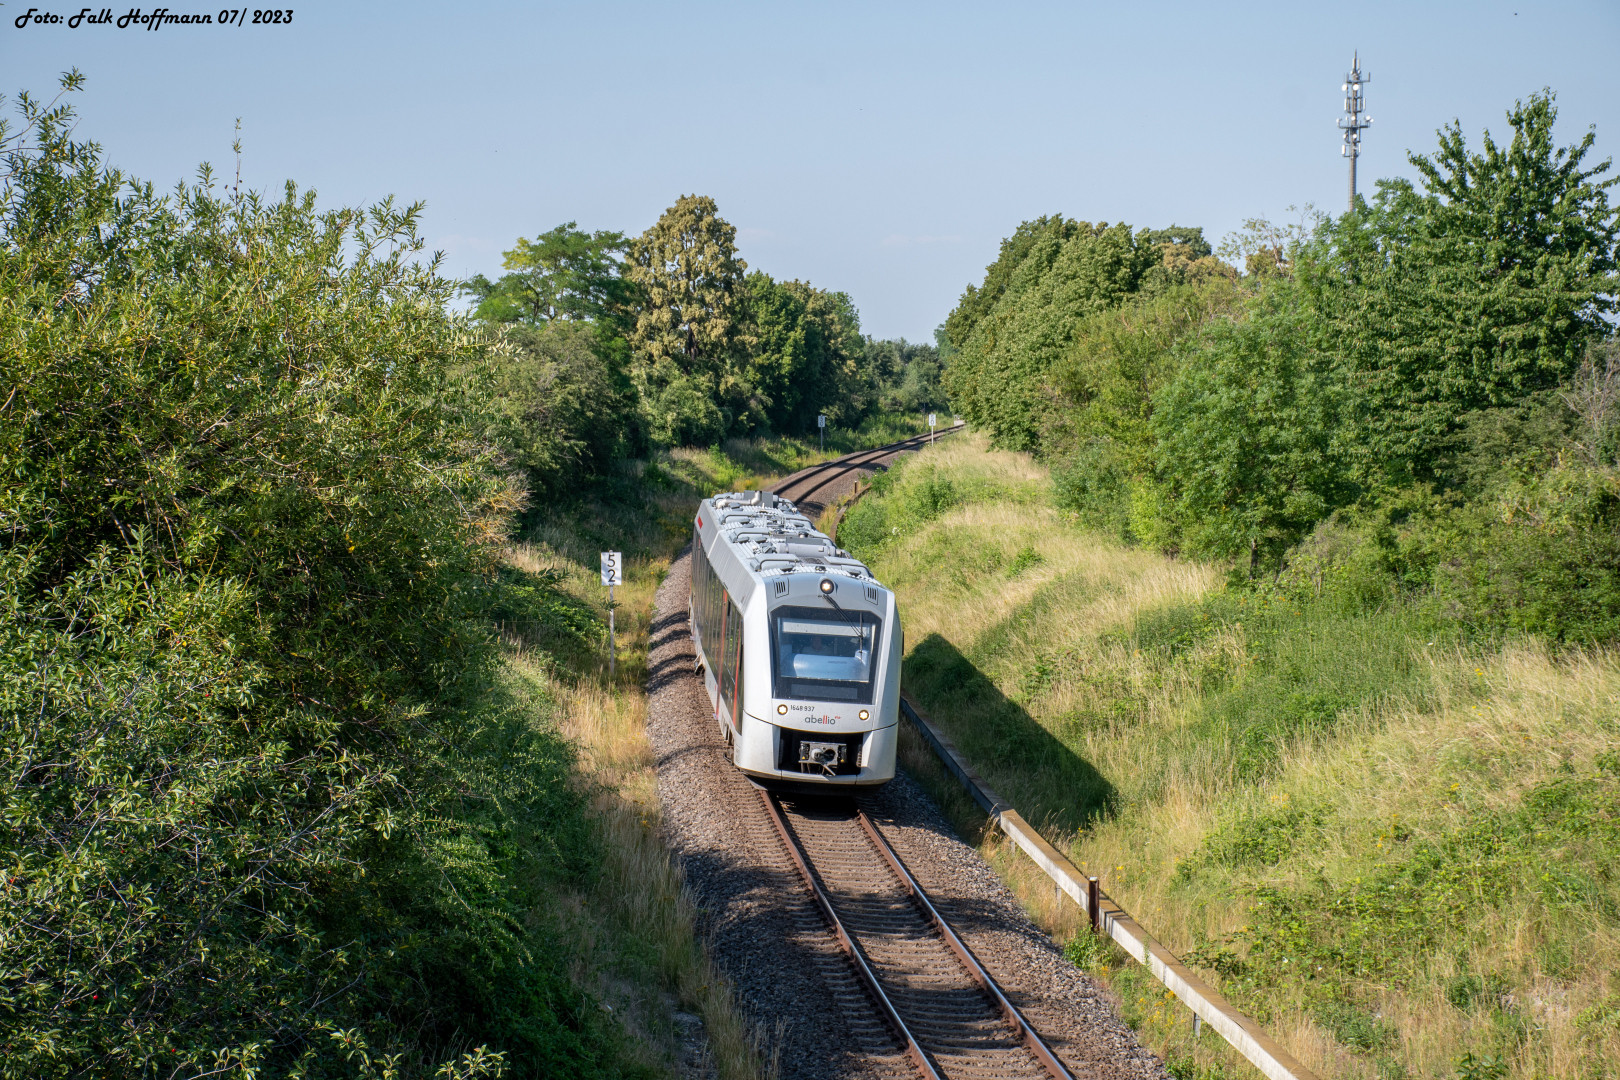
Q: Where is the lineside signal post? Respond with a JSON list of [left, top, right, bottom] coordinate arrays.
[[600, 550, 622, 680]]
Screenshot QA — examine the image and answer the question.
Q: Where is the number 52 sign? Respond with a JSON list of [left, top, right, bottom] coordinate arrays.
[[600, 551, 622, 586]]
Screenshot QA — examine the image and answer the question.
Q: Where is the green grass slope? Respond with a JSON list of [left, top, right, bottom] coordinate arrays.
[[843, 433, 1620, 1080]]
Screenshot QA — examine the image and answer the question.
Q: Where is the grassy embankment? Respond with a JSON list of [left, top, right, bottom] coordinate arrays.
[[502, 418, 927, 1077], [840, 432, 1620, 1080]]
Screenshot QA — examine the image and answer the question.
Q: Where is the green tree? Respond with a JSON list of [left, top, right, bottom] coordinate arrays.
[[1047, 279, 1245, 540], [462, 221, 634, 326], [943, 220, 1203, 453], [1053, 278, 1245, 468], [626, 195, 753, 444], [745, 271, 867, 433], [865, 336, 950, 415], [1304, 90, 1619, 486], [464, 224, 645, 477], [942, 214, 1079, 349], [1153, 292, 1354, 571], [477, 321, 637, 496]]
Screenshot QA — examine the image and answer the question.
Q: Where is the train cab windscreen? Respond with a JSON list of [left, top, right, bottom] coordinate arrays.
[[770, 606, 883, 704]]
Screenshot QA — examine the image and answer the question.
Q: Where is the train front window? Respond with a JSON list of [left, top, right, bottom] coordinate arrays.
[[770, 606, 882, 704]]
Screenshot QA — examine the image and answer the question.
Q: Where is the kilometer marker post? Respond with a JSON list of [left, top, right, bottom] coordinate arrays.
[[928, 412, 937, 445], [600, 551, 622, 680]]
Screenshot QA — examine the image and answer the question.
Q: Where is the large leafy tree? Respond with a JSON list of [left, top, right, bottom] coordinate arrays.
[[626, 194, 750, 376], [745, 271, 867, 433], [942, 220, 1214, 453], [462, 221, 635, 327], [942, 214, 1079, 349], [1304, 90, 1619, 485], [625, 194, 752, 444]]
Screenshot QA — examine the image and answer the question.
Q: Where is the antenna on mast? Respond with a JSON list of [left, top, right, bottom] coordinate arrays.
[[1337, 53, 1372, 211]]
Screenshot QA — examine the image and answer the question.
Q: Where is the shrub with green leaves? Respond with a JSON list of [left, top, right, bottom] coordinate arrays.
[[1152, 289, 1355, 570], [1, 77, 609, 1078], [1302, 90, 1619, 488]]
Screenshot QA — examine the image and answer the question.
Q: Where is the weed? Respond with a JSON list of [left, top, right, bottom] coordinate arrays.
[[1009, 544, 1045, 575], [1312, 1000, 1397, 1052], [1063, 930, 1117, 972], [1576, 993, 1620, 1033], [1453, 1052, 1508, 1080], [1179, 804, 1325, 876]]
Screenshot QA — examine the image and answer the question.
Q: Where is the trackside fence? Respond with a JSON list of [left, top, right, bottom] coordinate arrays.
[[899, 697, 1323, 1080]]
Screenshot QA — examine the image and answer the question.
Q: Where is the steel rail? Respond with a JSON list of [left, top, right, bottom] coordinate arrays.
[[769, 429, 956, 506], [758, 786, 1077, 1080], [853, 807, 1076, 1080], [756, 787, 945, 1080], [769, 443, 904, 505]]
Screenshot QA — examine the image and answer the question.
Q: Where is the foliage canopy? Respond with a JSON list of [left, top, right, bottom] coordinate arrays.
[[0, 75, 609, 1078]]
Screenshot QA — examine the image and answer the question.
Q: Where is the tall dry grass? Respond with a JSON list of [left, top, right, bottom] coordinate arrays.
[[854, 433, 1620, 1080], [496, 438, 826, 1078]]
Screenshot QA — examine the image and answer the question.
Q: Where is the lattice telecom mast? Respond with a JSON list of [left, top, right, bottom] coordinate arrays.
[[1338, 53, 1372, 211]]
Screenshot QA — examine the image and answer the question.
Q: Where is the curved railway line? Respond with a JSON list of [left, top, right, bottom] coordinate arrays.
[[769, 428, 957, 516], [649, 431, 1164, 1080], [734, 432, 1074, 1079]]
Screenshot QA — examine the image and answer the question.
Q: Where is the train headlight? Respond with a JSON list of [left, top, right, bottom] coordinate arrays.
[[858, 709, 870, 721], [819, 578, 834, 594], [777, 703, 788, 715]]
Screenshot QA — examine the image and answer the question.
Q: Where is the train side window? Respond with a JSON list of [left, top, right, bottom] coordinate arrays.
[[731, 600, 744, 719], [708, 562, 723, 666], [720, 596, 742, 718]]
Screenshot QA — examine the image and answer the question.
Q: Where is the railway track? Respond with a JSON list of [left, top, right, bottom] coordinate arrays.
[[653, 430, 1149, 1079], [770, 428, 957, 513], [756, 430, 1075, 1080], [757, 789, 1075, 1080]]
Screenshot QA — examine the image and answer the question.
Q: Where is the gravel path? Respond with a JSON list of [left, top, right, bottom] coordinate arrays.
[[648, 548, 1170, 1080]]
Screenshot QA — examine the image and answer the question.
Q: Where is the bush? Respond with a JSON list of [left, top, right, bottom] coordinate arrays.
[[0, 78, 612, 1078], [1271, 463, 1620, 645], [642, 369, 727, 447], [480, 321, 638, 497], [1430, 475, 1620, 644], [1053, 439, 1136, 539], [837, 463, 962, 552], [1152, 290, 1355, 570]]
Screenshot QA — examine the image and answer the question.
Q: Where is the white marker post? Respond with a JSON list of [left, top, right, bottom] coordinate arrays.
[[600, 550, 622, 680], [817, 412, 826, 453], [928, 412, 937, 445]]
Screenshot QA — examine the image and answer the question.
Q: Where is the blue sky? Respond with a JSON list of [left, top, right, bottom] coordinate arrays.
[[5, 0, 1617, 340]]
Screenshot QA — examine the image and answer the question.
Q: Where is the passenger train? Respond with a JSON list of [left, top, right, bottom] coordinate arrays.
[[690, 489, 901, 788]]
